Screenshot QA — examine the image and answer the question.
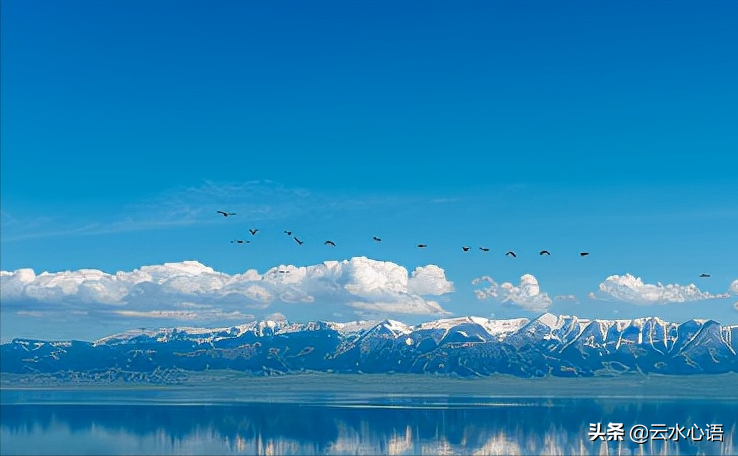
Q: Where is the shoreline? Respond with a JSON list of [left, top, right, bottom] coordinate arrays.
[[2, 372, 738, 403]]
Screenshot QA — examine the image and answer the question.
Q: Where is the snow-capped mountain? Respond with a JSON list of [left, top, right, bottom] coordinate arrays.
[[2, 314, 736, 379]]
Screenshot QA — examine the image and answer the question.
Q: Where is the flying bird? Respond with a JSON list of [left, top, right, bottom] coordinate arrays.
[[506, 251, 517, 258], [417, 244, 427, 248], [217, 211, 236, 217], [479, 247, 489, 252], [373, 236, 382, 242], [540, 250, 550, 256], [230, 240, 249, 244], [284, 230, 292, 236], [324, 240, 336, 247], [580, 252, 590, 257], [699, 273, 711, 278], [462, 246, 470, 252], [293, 236, 303, 245], [249, 229, 259, 236]]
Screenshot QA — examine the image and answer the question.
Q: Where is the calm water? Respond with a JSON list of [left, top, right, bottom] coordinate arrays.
[[1, 390, 736, 455]]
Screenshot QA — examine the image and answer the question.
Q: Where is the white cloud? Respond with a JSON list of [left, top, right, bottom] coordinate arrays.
[[16, 310, 45, 317], [408, 265, 455, 295], [472, 274, 552, 312], [1, 181, 418, 242], [555, 294, 578, 301], [0, 257, 453, 322], [594, 273, 729, 305], [342, 258, 410, 295], [348, 296, 448, 315], [241, 285, 274, 303], [471, 276, 494, 286], [113, 310, 254, 321], [729, 280, 738, 295], [265, 312, 287, 322]]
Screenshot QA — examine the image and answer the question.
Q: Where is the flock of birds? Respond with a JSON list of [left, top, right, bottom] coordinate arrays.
[[216, 210, 712, 277]]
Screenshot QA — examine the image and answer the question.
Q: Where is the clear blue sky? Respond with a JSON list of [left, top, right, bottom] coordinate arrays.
[[1, 0, 737, 341]]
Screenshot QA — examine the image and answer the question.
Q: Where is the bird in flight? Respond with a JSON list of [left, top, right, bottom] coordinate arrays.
[[540, 250, 551, 256], [294, 236, 303, 245], [479, 247, 490, 252], [217, 211, 236, 217], [462, 246, 470, 252], [324, 240, 336, 247], [249, 229, 259, 236], [230, 240, 249, 244], [278, 270, 290, 274], [373, 236, 382, 242], [699, 273, 711, 278], [284, 230, 292, 236], [506, 251, 517, 258], [417, 244, 427, 248], [580, 252, 590, 257]]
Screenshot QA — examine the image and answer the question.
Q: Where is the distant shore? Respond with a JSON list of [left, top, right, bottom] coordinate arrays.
[[2, 371, 737, 404]]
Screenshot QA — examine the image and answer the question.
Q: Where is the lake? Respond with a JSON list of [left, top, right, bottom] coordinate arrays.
[[1, 374, 737, 455]]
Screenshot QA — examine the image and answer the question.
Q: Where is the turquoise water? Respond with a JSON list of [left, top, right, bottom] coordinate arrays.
[[1, 389, 736, 455]]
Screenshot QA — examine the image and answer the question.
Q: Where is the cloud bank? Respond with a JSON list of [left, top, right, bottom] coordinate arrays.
[[593, 273, 730, 305], [472, 274, 552, 312], [0, 257, 454, 322]]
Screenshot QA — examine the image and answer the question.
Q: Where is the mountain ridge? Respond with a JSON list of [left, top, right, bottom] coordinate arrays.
[[2, 313, 737, 379]]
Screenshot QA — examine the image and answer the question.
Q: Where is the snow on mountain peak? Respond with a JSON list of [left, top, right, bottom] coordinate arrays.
[[480, 317, 531, 336], [418, 316, 476, 330], [535, 312, 560, 328], [330, 320, 381, 334], [18, 313, 737, 380], [381, 319, 412, 335]]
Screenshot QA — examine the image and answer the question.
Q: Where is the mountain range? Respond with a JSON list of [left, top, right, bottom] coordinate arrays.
[[2, 314, 737, 380]]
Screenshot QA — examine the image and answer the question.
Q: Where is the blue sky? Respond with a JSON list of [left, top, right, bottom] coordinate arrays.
[[1, 0, 737, 341]]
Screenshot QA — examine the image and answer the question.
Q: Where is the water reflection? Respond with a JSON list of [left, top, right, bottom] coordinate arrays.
[[1, 398, 736, 455]]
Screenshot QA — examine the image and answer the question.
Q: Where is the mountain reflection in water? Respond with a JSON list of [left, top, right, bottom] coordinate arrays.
[[1, 397, 736, 455]]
